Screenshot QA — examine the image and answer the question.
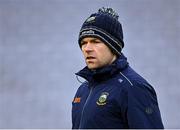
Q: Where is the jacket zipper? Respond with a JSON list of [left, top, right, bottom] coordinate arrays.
[[79, 86, 93, 128]]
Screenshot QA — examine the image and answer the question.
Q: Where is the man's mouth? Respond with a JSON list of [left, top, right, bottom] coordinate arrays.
[[86, 56, 96, 60]]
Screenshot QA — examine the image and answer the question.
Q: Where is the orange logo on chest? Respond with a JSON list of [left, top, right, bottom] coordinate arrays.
[[73, 97, 81, 103]]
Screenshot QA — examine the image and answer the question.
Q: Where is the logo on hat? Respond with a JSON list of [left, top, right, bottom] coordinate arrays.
[[85, 16, 96, 23], [96, 92, 109, 106], [81, 30, 95, 35]]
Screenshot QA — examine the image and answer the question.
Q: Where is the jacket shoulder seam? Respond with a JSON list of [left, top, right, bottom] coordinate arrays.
[[120, 72, 133, 86]]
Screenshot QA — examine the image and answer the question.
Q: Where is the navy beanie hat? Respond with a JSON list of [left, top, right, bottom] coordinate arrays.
[[78, 7, 124, 55]]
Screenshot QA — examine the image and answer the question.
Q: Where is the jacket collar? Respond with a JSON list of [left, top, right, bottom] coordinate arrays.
[[76, 53, 129, 82]]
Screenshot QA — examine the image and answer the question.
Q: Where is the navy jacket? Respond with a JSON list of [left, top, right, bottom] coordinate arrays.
[[72, 54, 164, 129]]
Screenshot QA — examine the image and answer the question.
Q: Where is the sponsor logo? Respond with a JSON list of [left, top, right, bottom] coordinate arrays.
[[118, 78, 123, 83], [145, 107, 153, 114], [73, 97, 81, 103], [81, 30, 95, 35]]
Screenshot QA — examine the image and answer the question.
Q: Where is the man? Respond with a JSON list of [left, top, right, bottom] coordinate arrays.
[[72, 7, 164, 129]]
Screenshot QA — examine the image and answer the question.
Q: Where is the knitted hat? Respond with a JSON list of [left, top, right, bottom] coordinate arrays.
[[78, 7, 124, 55]]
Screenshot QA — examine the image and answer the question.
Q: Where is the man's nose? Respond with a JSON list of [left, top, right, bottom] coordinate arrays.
[[83, 43, 93, 52]]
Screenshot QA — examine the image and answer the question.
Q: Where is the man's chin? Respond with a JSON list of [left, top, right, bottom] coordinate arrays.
[[87, 66, 96, 70], [87, 64, 103, 70], [87, 64, 98, 70]]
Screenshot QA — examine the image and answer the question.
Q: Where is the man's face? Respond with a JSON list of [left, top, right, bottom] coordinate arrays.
[[80, 37, 117, 70]]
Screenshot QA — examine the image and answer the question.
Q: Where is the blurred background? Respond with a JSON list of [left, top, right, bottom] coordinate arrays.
[[0, 0, 180, 128]]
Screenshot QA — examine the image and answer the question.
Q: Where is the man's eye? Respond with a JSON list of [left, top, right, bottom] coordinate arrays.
[[94, 40, 101, 43], [81, 42, 86, 46]]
